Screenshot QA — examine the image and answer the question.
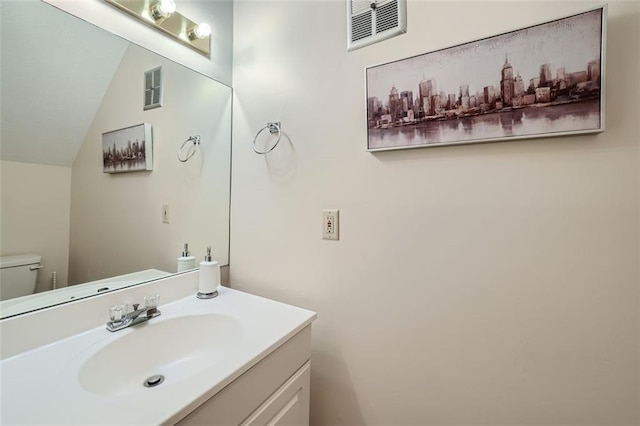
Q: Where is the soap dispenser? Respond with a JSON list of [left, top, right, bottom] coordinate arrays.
[[197, 246, 220, 299], [177, 243, 196, 272]]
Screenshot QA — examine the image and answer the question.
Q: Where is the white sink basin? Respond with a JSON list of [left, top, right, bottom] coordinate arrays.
[[1, 285, 316, 425], [78, 314, 243, 396]]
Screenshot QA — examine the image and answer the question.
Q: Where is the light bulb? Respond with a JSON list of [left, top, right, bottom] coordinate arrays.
[[158, 0, 176, 14], [150, 0, 176, 20], [195, 23, 211, 38], [188, 23, 211, 40]]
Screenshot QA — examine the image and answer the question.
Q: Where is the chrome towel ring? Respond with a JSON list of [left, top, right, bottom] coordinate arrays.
[[253, 122, 281, 154], [178, 135, 200, 162]]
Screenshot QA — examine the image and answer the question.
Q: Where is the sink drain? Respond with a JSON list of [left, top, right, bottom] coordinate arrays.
[[143, 374, 165, 388]]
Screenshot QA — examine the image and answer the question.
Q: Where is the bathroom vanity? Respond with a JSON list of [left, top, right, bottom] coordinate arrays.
[[0, 272, 316, 425], [178, 326, 312, 425]]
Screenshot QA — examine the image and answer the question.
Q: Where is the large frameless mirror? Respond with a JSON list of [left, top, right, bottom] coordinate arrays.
[[0, 0, 231, 319]]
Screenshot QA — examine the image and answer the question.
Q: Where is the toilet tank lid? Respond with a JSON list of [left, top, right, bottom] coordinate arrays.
[[0, 254, 42, 268]]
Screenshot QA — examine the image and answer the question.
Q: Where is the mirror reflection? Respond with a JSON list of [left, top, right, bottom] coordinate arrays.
[[0, 1, 231, 319]]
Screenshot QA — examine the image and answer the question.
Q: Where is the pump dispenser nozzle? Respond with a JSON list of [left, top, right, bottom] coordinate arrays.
[[205, 246, 212, 262], [182, 243, 190, 257]]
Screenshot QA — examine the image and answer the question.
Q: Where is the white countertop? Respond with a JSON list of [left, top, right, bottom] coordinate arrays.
[[0, 286, 316, 425]]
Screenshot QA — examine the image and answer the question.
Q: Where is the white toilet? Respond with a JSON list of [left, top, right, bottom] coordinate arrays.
[[0, 254, 42, 301]]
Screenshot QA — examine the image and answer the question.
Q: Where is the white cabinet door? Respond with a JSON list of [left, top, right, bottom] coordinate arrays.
[[242, 362, 310, 426]]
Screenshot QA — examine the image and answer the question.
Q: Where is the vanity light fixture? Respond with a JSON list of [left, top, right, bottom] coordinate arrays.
[[103, 0, 211, 57]]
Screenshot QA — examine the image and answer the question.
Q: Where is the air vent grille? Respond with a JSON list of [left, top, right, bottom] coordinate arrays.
[[376, 1, 399, 33], [144, 66, 163, 110], [347, 0, 406, 51], [352, 11, 373, 42], [351, 0, 370, 15]]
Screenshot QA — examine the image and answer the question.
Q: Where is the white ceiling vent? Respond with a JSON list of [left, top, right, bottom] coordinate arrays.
[[347, 0, 406, 51]]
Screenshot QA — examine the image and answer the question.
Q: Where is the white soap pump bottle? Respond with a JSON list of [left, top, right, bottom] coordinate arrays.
[[177, 243, 196, 272], [197, 246, 220, 299]]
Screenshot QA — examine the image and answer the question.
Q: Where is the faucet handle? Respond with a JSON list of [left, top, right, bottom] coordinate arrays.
[[144, 294, 160, 309], [132, 303, 140, 311], [109, 304, 127, 322]]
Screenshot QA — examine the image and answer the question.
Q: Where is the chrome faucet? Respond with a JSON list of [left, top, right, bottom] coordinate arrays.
[[106, 294, 161, 332]]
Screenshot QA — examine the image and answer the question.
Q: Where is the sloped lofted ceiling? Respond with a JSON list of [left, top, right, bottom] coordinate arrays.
[[1, 1, 128, 167]]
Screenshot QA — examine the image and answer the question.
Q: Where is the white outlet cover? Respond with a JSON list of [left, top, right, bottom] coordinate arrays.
[[322, 209, 339, 240]]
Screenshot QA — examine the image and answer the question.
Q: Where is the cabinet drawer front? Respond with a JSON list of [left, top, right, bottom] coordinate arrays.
[[242, 362, 310, 426]]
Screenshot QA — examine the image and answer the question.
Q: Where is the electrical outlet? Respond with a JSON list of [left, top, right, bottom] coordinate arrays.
[[322, 209, 339, 240], [162, 204, 170, 224]]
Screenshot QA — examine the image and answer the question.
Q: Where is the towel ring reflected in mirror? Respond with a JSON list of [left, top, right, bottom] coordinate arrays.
[[252, 122, 281, 154], [178, 135, 201, 162]]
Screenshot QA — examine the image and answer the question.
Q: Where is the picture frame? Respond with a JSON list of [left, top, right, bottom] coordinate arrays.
[[366, 6, 606, 152], [102, 123, 153, 173]]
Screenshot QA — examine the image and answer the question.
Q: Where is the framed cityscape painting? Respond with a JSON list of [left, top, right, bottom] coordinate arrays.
[[365, 6, 606, 151], [102, 123, 153, 173]]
